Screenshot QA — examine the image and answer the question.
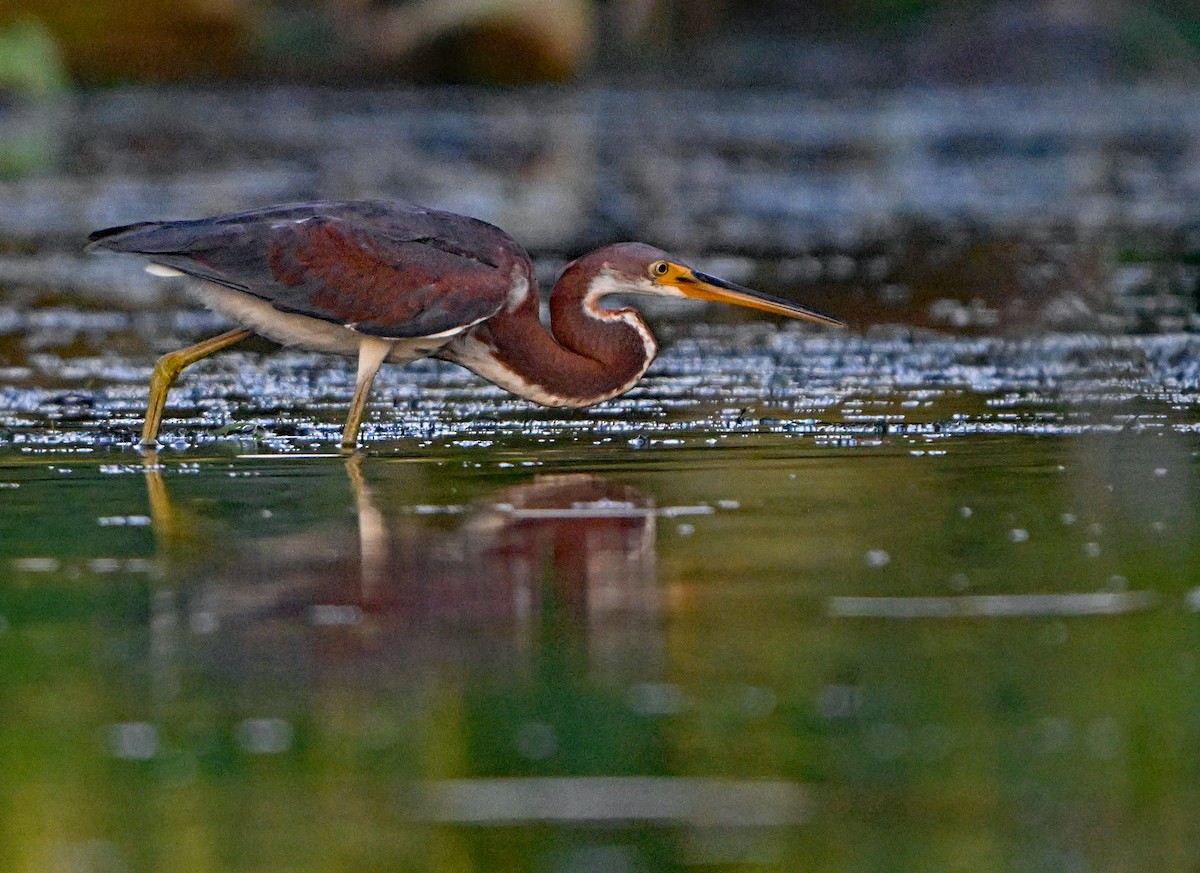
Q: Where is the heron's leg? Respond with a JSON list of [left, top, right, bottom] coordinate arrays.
[[142, 328, 254, 447], [341, 336, 395, 449]]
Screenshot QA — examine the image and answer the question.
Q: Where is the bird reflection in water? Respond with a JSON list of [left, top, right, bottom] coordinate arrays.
[[140, 452, 662, 675], [137, 458, 804, 867]]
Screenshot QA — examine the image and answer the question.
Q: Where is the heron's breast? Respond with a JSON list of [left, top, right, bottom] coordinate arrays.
[[438, 331, 629, 408]]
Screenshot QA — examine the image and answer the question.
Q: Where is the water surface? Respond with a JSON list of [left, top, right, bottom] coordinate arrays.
[[2, 363, 1198, 871], [3, 81, 1200, 873]]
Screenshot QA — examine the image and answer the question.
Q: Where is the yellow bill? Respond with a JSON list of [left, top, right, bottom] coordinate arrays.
[[663, 264, 845, 327]]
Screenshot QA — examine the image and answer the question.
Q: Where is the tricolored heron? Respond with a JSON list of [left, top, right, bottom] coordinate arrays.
[[87, 200, 843, 448]]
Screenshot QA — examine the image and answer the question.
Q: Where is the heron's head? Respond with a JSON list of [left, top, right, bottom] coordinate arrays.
[[579, 242, 844, 327]]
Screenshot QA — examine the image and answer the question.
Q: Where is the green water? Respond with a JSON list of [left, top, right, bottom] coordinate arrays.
[[1, 433, 1197, 873], [5, 74, 1200, 871]]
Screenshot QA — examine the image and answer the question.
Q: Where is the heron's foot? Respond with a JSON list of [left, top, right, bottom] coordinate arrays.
[[142, 351, 187, 445], [340, 336, 393, 453], [339, 415, 363, 451], [140, 328, 255, 447]]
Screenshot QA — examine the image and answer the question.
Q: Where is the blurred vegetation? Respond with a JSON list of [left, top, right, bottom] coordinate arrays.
[[2, 0, 1199, 85], [0, 18, 67, 179], [0, 18, 66, 94]]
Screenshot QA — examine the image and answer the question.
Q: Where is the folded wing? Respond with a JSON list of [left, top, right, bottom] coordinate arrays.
[[87, 201, 517, 339]]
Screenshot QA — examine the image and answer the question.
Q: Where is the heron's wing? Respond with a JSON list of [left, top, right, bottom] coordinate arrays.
[[263, 217, 512, 337], [86, 201, 517, 339]]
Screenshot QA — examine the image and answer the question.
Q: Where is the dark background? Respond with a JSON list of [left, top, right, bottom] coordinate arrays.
[[4, 0, 1200, 88]]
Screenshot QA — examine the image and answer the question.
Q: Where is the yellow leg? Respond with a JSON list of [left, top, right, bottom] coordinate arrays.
[[142, 328, 254, 447], [341, 336, 394, 450]]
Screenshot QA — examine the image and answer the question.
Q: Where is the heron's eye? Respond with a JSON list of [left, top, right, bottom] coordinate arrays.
[[650, 261, 669, 278]]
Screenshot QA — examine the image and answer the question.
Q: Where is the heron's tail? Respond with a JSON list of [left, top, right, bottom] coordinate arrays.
[[84, 220, 221, 255]]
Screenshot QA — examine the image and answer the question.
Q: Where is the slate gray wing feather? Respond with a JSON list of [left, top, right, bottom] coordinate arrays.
[[86, 201, 518, 339]]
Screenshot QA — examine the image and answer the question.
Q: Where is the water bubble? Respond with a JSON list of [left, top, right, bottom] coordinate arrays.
[[738, 685, 778, 718], [97, 515, 152, 527], [865, 549, 890, 568], [627, 683, 686, 716], [306, 604, 363, 626], [236, 718, 293, 755], [110, 722, 158, 760], [87, 558, 122, 574], [189, 611, 219, 634], [11, 557, 59, 573]]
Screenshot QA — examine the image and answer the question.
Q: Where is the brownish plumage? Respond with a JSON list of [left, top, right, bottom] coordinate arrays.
[[87, 200, 842, 448]]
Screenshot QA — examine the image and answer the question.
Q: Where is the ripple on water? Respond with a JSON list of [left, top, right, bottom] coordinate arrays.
[[0, 330, 1198, 451]]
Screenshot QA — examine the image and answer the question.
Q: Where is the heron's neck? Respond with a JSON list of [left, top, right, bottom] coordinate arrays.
[[445, 263, 657, 407]]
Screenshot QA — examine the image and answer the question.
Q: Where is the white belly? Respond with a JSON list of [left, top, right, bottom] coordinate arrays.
[[190, 283, 462, 364]]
